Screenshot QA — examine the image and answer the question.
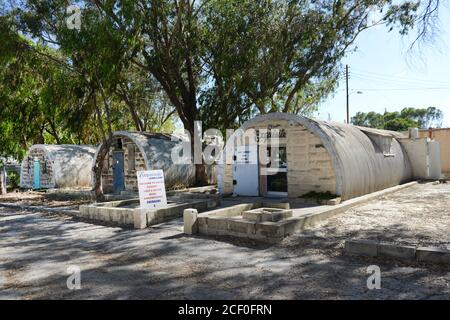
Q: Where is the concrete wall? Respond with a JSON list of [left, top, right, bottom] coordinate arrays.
[[399, 138, 442, 180], [419, 128, 450, 177]]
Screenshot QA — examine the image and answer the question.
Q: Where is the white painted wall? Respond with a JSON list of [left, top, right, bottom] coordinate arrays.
[[399, 138, 442, 180]]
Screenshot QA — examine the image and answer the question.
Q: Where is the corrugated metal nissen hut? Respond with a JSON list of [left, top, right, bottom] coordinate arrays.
[[218, 113, 438, 201], [20, 145, 96, 189], [93, 131, 197, 194]]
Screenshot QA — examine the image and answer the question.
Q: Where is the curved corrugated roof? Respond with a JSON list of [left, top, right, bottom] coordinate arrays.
[[240, 113, 413, 200], [93, 131, 195, 189]]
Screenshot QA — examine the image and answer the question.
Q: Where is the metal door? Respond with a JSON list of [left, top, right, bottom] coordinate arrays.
[[233, 145, 259, 196], [113, 151, 125, 193], [33, 158, 40, 190]]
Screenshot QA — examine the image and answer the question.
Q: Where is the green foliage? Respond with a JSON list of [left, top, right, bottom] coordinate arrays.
[[299, 191, 338, 201], [384, 118, 419, 131], [0, 0, 443, 162], [7, 171, 20, 190], [351, 107, 444, 131]]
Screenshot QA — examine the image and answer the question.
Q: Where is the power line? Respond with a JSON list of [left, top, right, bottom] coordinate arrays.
[[351, 73, 450, 87], [352, 87, 450, 91], [350, 67, 450, 86]]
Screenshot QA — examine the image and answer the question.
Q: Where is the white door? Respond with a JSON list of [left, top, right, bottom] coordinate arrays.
[[233, 145, 259, 196]]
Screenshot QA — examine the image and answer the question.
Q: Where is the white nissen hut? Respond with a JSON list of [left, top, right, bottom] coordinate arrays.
[[93, 131, 196, 194], [219, 113, 416, 200], [20, 145, 96, 189]]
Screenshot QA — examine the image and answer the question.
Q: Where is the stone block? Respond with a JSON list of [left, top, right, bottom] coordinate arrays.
[[255, 222, 283, 238], [242, 208, 292, 222], [133, 209, 147, 229], [227, 219, 256, 235], [377, 243, 416, 261], [183, 209, 198, 235], [416, 247, 450, 264], [345, 240, 378, 257], [206, 217, 228, 231]]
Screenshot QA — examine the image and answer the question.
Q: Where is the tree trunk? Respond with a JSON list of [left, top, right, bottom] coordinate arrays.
[[93, 142, 110, 202], [92, 91, 114, 202], [189, 131, 208, 186]]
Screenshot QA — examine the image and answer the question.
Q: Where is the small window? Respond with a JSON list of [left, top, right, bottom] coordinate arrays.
[[115, 138, 123, 150], [128, 144, 135, 172], [360, 129, 395, 157], [380, 137, 394, 157], [43, 160, 47, 174]]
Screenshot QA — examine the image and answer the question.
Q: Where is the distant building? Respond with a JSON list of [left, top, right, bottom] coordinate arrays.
[[20, 145, 96, 189]]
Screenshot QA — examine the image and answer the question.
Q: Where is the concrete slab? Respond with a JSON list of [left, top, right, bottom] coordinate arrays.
[[345, 240, 378, 257], [345, 240, 450, 265], [378, 243, 416, 261], [416, 247, 450, 264]]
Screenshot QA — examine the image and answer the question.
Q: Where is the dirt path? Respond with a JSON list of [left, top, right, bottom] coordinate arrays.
[[302, 182, 450, 249]]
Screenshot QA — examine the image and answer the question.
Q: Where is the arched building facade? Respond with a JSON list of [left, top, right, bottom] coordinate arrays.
[[93, 131, 197, 194]]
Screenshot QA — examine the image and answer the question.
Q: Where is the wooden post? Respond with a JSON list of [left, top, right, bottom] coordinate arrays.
[[0, 166, 6, 195]]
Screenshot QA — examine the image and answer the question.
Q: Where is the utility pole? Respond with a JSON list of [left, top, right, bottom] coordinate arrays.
[[345, 64, 349, 124]]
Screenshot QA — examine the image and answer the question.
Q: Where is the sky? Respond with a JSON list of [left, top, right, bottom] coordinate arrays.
[[316, 6, 450, 128]]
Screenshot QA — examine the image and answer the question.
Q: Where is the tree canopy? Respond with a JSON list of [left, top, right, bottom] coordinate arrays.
[[351, 107, 444, 131]]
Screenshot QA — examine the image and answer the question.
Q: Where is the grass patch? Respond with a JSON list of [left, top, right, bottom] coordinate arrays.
[[298, 191, 338, 200]]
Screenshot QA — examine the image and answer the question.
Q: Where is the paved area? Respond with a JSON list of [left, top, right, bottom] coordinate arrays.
[[0, 183, 449, 299]]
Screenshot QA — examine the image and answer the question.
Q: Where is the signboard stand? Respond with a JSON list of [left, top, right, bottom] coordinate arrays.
[[136, 170, 168, 209]]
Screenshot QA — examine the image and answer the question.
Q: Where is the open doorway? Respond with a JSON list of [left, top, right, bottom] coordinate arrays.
[[264, 146, 287, 197]]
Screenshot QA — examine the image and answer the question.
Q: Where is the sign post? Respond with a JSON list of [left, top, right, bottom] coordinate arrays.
[[136, 170, 167, 209]]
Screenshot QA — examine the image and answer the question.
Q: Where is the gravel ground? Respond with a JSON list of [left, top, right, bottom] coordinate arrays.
[[0, 191, 91, 209], [0, 183, 449, 300], [303, 182, 450, 249]]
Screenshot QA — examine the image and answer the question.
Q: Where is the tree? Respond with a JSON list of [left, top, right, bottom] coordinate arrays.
[[90, 0, 441, 172], [351, 107, 444, 131], [384, 118, 419, 131], [2, 0, 445, 188], [6, 1, 178, 199]]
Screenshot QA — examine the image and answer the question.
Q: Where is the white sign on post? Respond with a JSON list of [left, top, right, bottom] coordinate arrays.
[[136, 170, 168, 209]]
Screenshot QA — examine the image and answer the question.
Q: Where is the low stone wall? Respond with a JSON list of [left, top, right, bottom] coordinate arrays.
[[191, 202, 294, 242], [186, 182, 418, 242], [79, 197, 220, 229], [345, 240, 450, 265]]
